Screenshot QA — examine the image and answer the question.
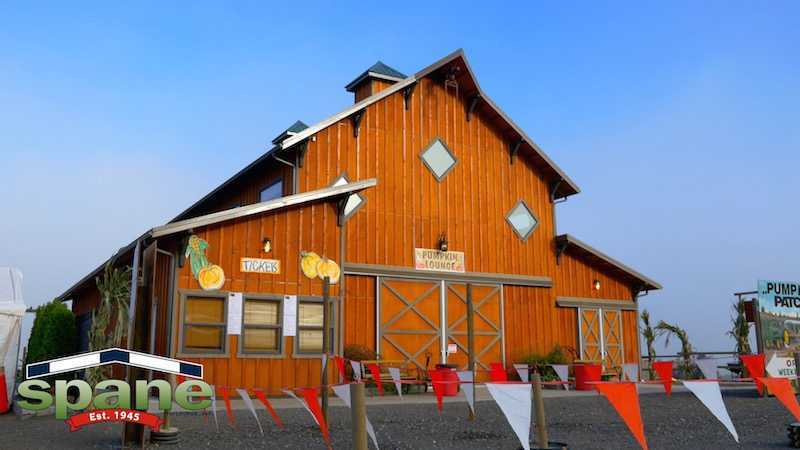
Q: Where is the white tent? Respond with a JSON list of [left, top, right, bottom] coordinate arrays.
[[0, 267, 25, 403]]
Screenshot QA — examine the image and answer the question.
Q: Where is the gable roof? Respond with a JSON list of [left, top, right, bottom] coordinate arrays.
[[556, 234, 662, 291], [287, 49, 580, 199], [345, 61, 407, 91], [57, 180, 376, 301]]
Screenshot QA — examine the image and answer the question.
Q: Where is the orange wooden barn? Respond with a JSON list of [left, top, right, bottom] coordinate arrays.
[[59, 49, 661, 393]]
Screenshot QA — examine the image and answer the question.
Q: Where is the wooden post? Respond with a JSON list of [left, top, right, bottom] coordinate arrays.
[[532, 370, 549, 449], [794, 351, 800, 390], [350, 382, 368, 450], [321, 276, 330, 422], [466, 283, 475, 420]]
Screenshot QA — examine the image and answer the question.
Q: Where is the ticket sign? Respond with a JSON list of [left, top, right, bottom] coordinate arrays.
[[414, 248, 465, 273], [240, 257, 280, 274], [757, 280, 800, 352]]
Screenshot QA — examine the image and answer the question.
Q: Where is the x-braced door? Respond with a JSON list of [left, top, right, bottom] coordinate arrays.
[[445, 283, 503, 375], [378, 278, 442, 371], [579, 307, 624, 370]]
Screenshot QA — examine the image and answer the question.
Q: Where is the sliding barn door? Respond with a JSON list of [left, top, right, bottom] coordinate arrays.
[[579, 307, 624, 370], [378, 278, 442, 371], [445, 283, 503, 374], [579, 308, 602, 362], [602, 309, 624, 369]]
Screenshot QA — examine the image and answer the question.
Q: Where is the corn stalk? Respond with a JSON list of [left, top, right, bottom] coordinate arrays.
[[727, 298, 752, 355], [656, 320, 693, 378], [86, 263, 131, 385], [640, 309, 657, 380]]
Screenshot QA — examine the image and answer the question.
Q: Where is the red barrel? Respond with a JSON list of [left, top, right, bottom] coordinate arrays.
[[0, 372, 9, 413], [434, 365, 459, 396], [574, 362, 602, 390]]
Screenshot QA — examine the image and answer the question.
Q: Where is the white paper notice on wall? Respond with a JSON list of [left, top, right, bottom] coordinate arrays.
[[227, 292, 243, 335], [283, 295, 297, 337]]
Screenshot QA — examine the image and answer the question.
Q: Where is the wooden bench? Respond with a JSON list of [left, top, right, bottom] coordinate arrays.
[[359, 359, 426, 394]]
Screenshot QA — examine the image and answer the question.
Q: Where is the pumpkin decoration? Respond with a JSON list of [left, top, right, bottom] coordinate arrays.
[[185, 234, 226, 291], [316, 257, 341, 284], [198, 264, 225, 291], [300, 251, 321, 279]]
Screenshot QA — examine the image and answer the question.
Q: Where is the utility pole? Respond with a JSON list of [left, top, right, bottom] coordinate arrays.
[[321, 276, 330, 422], [466, 283, 475, 421]]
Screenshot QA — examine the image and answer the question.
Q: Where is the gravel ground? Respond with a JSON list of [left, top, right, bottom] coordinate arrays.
[[1, 389, 795, 449]]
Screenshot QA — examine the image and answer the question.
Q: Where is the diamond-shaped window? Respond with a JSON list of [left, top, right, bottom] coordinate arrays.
[[331, 173, 365, 221], [506, 200, 538, 241], [420, 138, 457, 181]]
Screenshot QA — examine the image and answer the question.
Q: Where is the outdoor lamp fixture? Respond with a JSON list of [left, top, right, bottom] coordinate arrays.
[[593, 279, 601, 291], [262, 238, 272, 253], [437, 233, 448, 252]]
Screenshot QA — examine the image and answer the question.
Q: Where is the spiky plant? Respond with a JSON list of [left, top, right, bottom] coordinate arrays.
[[656, 320, 693, 378], [86, 262, 131, 384], [727, 298, 752, 355], [640, 310, 657, 380]]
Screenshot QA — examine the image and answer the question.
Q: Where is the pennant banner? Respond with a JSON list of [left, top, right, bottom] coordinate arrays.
[[456, 370, 475, 415], [300, 387, 332, 447], [283, 389, 318, 425], [332, 384, 380, 449], [652, 361, 673, 396], [388, 367, 403, 398], [758, 377, 800, 421], [334, 356, 347, 382], [695, 358, 718, 380], [430, 369, 445, 413], [551, 364, 569, 390], [253, 389, 284, 429], [622, 363, 639, 382], [368, 364, 384, 395], [351, 361, 363, 381], [210, 385, 219, 432], [321, 354, 328, 378], [219, 386, 236, 427], [485, 383, 532, 450], [236, 389, 264, 436], [595, 382, 648, 450], [682, 381, 738, 442], [513, 363, 529, 382], [741, 354, 766, 394]]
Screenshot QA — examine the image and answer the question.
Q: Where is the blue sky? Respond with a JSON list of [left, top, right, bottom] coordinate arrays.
[[1, 2, 798, 353]]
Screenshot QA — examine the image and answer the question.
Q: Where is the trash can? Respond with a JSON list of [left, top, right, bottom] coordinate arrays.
[[573, 361, 602, 391], [434, 364, 459, 396]]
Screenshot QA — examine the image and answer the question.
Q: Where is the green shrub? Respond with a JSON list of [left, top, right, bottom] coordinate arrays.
[[514, 344, 569, 381], [26, 301, 77, 366], [343, 344, 376, 362]]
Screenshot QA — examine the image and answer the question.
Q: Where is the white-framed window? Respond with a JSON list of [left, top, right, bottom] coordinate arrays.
[[241, 297, 282, 354], [330, 172, 366, 222], [181, 294, 227, 354], [506, 200, 539, 241], [420, 137, 458, 181]]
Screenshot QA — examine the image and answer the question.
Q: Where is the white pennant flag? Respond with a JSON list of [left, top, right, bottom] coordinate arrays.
[[332, 384, 380, 449], [456, 371, 475, 415], [622, 363, 639, 382], [513, 364, 529, 382], [283, 389, 318, 425], [683, 381, 739, 442], [387, 367, 403, 398], [550, 364, 569, 391], [236, 389, 264, 435], [210, 385, 219, 432], [696, 358, 718, 380], [486, 383, 532, 450], [321, 354, 328, 378], [351, 360, 363, 380]]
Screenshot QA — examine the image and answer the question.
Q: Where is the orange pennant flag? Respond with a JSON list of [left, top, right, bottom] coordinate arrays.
[[300, 387, 332, 448], [334, 356, 347, 381], [652, 361, 673, 396], [218, 386, 236, 427], [490, 362, 508, 382], [595, 382, 649, 450], [368, 363, 384, 395], [253, 389, 284, 429], [430, 369, 445, 413], [758, 377, 800, 421], [741, 354, 766, 394]]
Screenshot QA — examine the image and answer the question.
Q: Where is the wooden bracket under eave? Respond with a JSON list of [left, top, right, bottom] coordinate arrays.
[[509, 139, 523, 164], [296, 139, 310, 168], [403, 82, 417, 111], [555, 239, 568, 265], [351, 110, 365, 138], [336, 197, 348, 227], [466, 94, 480, 122]]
